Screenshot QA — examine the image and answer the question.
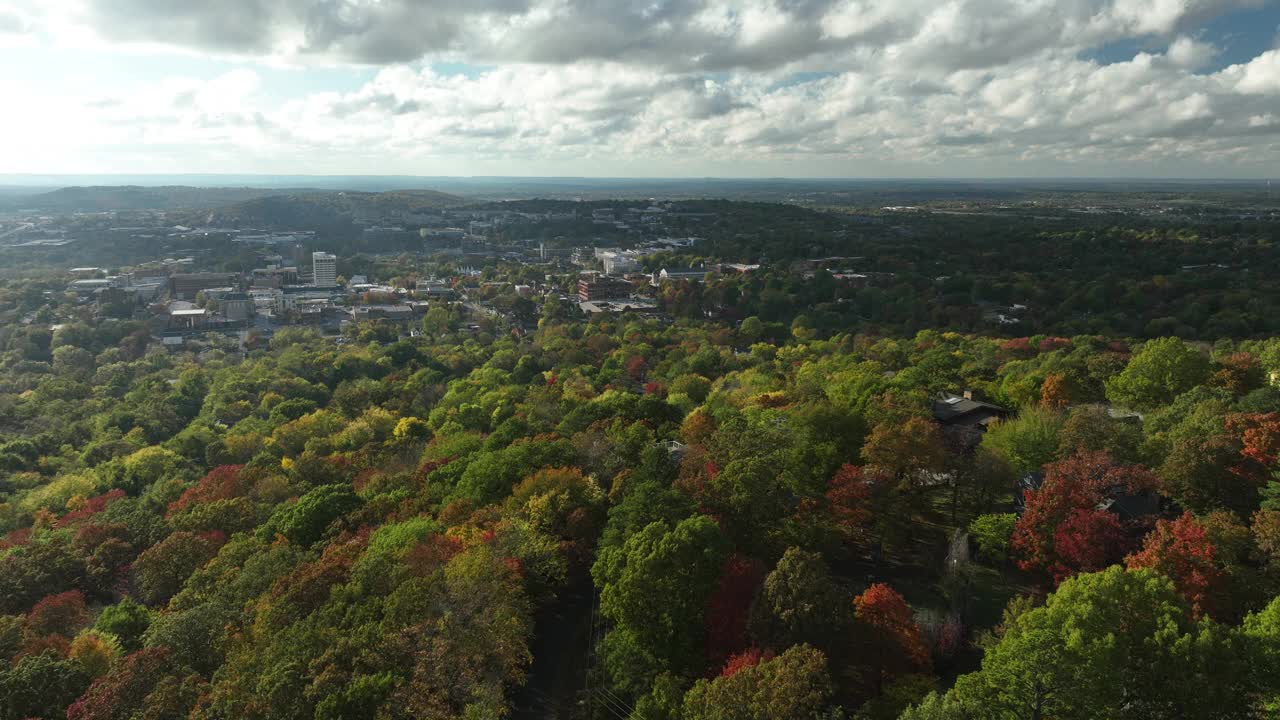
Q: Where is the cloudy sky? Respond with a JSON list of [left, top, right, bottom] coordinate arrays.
[[1, 0, 1278, 178]]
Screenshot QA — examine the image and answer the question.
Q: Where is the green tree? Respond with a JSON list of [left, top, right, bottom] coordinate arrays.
[[750, 547, 848, 652], [946, 567, 1255, 719], [0, 651, 91, 720], [594, 516, 729, 691], [683, 644, 834, 720], [968, 513, 1017, 564], [421, 306, 450, 337], [258, 485, 362, 547], [94, 598, 154, 652], [1105, 337, 1210, 411], [980, 406, 1063, 476]]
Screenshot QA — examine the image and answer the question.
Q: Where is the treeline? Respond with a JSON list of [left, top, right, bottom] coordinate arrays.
[[6, 304, 1280, 716]]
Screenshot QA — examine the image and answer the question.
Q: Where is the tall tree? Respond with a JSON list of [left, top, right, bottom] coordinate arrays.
[[1105, 337, 1210, 411]]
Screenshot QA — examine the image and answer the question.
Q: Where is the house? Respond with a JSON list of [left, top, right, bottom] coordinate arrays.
[[1013, 472, 1044, 514], [932, 390, 1010, 452], [1014, 470, 1164, 526], [1096, 492, 1162, 523], [932, 390, 1009, 428], [650, 266, 709, 285]]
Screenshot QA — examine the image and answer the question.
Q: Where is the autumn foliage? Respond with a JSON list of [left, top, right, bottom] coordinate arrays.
[[1012, 451, 1157, 582], [705, 554, 766, 668], [825, 464, 875, 542], [852, 583, 930, 694], [1126, 512, 1225, 619]]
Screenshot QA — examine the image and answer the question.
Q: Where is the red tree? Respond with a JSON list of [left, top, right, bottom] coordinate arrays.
[[67, 647, 177, 720], [1052, 509, 1127, 576], [998, 337, 1035, 360], [25, 589, 89, 638], [852, 583, 930, 694], [1012, 451, 1157, 583], [705, 554, 765, 668], [1038, 337, 1072, 354], [825, 464, 875, 542], [57, 489, 126, 528], [14, 634, 72, 662], [625, 356, 649, 381], [1126, 512, 1225, 619], [1227, 412, 1280, 479], [720, 647, 773, 678], [166, 465, 246, 516]]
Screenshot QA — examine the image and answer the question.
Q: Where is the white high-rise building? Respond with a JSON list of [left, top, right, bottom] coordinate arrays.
[[312, 252, 337, 287]]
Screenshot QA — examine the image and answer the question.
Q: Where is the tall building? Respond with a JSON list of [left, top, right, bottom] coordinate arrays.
[[312, 252, 337, 287]]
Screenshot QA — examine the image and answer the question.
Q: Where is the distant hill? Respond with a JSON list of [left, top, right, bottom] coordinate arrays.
[[3, 185, 317, 212], [199, 189, 466, 228]]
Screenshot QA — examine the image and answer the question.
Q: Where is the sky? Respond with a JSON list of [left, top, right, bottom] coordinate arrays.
[[0, 0, 1278, 178]]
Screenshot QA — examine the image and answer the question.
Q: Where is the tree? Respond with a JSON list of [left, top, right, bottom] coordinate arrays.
[[683, 644, 834, 720], [739, 316, 765, 343], [826, 463, 874, 544], [25, 589, 90, 638], [704, 554, 765, 668], [899, 692, 973, 720], [1242, 595, 1280, 713], [1105, 337, 1210, 411], [258, 485, 361, 547], [948, 567, 1255, 720], [862, 417, 948, 483], [421, 306, 450, 337], [594, 516, 728, 690], [1051, 508, 1125, 575], [505, 466, 606, 562], [0, 650, 91, 720], [1159, 432, 1255, 516], [65, 647, 186, 720], [851, 583, 930, 696], [1039, 372, 1074, 409], [1056, 404, 1142, 464], [968, 514, 1017, 564], [1126, 512, 1226, 619], [385, 545, 533, 720], [93, 599, 153, 652], [1012, 451, 1156, 582], [980, 406, 1063, 476], [69, 631, 121, 678], [751, 547, 847, 653], [132, 531, 225, 606]]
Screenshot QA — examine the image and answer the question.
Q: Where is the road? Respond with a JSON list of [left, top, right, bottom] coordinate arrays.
[[0, 223, 34, 241]]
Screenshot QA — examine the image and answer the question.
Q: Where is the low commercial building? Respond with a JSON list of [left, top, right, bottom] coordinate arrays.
[[578, 275, 634, 302], [651, 266, 709, 285], [170, 273, 239, 300], [579, 299, 660, 315], [220, 293, 254, 321]]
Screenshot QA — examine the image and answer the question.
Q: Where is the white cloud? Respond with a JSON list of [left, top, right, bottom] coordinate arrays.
[[1165, 35, 1217, 69], [1, 0, 1277, 174], [1222, 49, 1280, 94]]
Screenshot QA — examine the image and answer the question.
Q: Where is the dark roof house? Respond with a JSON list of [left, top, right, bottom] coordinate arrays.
[[932, 390, 1010, 426], [933, 390, 1010, 453]]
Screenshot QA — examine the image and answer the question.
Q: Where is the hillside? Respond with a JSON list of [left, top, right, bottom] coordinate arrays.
[[2, 185, 315, 212], [198, 189, 466, 228]]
